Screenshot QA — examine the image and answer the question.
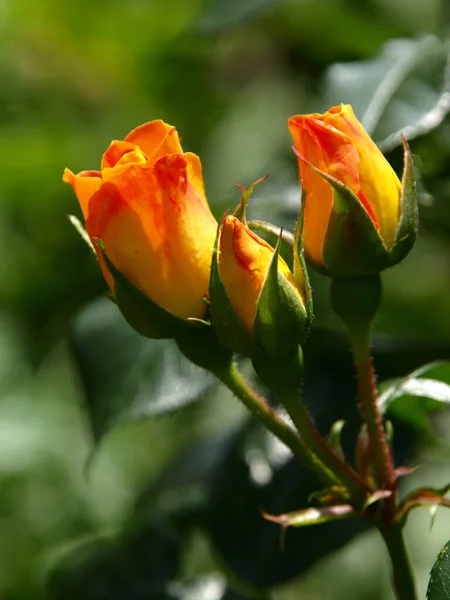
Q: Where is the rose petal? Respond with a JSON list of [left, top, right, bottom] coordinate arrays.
[[63, 168, 102, 219]]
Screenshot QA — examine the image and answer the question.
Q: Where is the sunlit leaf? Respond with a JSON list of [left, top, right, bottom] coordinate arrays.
[[70, 297, 215, 441], [378, 361, 450, 436], [262, 504, 354, 529], [322, 35, 450, 151], [427, 540, 450, 600], [398, 483, 450, 523]]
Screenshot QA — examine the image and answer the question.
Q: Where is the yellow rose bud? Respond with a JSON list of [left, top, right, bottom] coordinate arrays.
[[218, 215, 305, 335], [289, 104, 406, 276], [63, 120, 217, 319]]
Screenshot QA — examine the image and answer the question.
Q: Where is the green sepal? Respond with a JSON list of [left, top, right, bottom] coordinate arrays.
[[253, 234, 309, 357], [209, 219, 256, 357], [327, 420, 346, 461], [175, 324, 233, 377], [294, 150, 389, 277], [294, 189, 313, 324], [233, 175, 268, 224], [252, 345, 304, 402], [322, 172, 389, 277], [247, 220, 294, 270], [95, 239, 194, 340], [68, 214, 96, 255], [388, 137, 419, 266]]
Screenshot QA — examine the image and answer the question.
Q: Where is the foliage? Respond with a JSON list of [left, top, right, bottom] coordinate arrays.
[[428, 540, 450, 600]]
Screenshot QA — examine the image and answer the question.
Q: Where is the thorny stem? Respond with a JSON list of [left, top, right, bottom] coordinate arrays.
[[350, 326, 418, 600], [277, 387, 368, 502], [216, 361, 343, 487], [252, 348, 368, 502], [330, 275, 417, 599], [351, 325, 396, 511]]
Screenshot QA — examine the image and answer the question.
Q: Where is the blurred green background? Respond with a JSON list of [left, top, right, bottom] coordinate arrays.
[[1, 0, 450, 598]]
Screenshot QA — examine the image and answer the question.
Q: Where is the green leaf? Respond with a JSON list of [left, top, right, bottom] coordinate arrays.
[[427, 540, 450, 600], [398, 483, 450, 523], [70, 297, 214, 441], [262, 504, 354, 529], [322, 35, 450, 151], [378, 361, 450, 436]]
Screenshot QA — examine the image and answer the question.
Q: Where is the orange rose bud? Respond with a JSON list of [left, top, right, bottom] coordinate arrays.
[[63, 120, 218, 334], [210, 201, 311, 358], [289, 104, 418, 278], [219, 216, 302, 333]]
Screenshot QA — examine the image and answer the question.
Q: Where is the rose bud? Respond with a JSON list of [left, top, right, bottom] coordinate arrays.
[[64, 120, 218, 338], [288, 104, 418, 278]]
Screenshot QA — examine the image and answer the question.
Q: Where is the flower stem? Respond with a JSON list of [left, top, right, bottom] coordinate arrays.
[[351, 324, 396, 493], [216, 361, 342, 487], [380, 524, 418, 600], [252, 348, 368, 502], [330, 276, 395, 496], [276, 385, 367, 500], [350, 328, 418, 599]]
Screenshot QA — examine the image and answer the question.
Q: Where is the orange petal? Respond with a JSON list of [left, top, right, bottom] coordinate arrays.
[[153, 152, 189, 196], [124, 120, 183, 165], [85, 181, 157, 297], [305, 117, 378, 225], [101, 140, 141, 170], [63, 168, 102, 220], [288, 118, 334, 266], [219, 216, 270, 333], [90, 158, 217, 319], [304, 118, 360, 193], [184, 152, 209, 210]]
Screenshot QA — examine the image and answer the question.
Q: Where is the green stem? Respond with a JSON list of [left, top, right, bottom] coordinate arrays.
[[330, 276, 395, 498], [277, 385, 367, 500], [252, 348, 368, 502], [380, 525, 418, 600], [216, 361, 340, 487], [351, 325, 396, 494]]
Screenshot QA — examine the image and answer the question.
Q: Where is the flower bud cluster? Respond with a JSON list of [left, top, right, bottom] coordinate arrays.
[[64, 106, 418, 355]]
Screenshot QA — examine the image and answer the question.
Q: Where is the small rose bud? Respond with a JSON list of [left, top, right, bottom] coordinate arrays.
[[210, 182, 312, 357]]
